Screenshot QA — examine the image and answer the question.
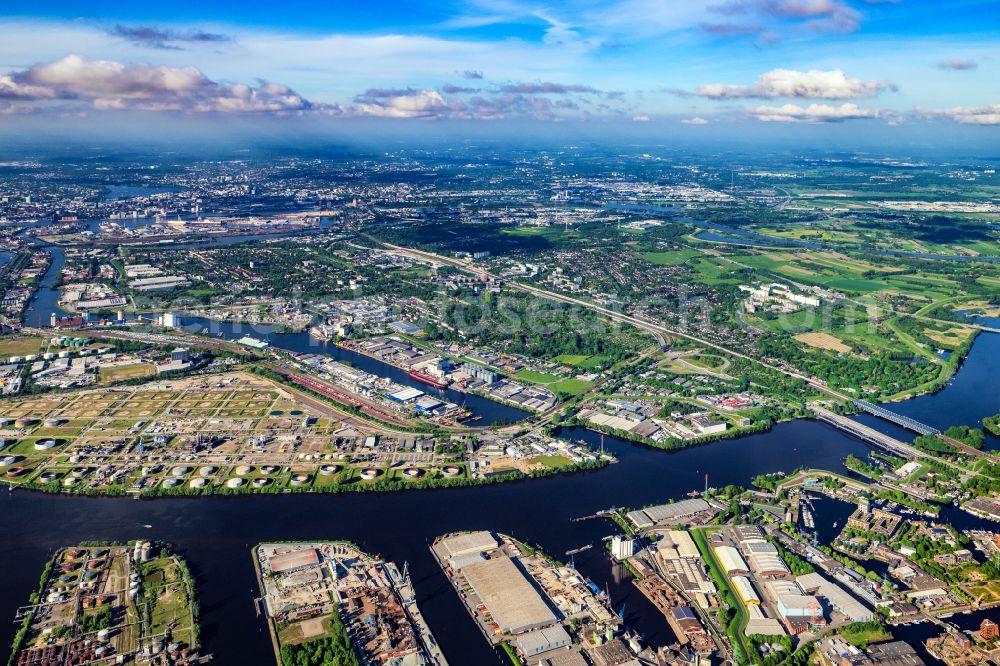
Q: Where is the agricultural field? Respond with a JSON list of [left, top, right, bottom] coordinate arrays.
[[793, 332, 851, 353]]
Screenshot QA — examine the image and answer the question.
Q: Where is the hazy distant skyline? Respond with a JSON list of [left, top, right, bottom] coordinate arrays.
[[1, 0, 998, 130]]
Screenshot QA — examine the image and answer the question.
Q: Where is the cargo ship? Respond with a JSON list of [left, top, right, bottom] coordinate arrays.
[[408, 371, 449, 389]]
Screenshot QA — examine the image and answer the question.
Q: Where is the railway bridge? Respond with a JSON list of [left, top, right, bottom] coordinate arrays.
[[852, 399, 940, 436]]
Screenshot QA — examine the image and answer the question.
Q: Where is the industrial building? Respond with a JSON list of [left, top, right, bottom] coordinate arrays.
[[657, 531, 700, 560], [742, 540, 790, 578], [713, 546, 749, 576], [776, 593, 823, 620], [266, 547, 322, 574], [745, 605, 786, 637], [461, 556, 558, 635], [514, 625, 572, 658], [626, 498, 714, 529], [461, 362, 499, 384], [610, 535, 635, 561], [731, 576, 761, 606], [436, 531, 499, 559], [796, 572, 874, 623]]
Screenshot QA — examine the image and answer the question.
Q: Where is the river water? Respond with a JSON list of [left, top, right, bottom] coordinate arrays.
[[5, 239, 1000, 664]]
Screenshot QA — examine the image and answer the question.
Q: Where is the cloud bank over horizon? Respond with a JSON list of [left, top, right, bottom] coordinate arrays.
[[0, 0, 996, 127]]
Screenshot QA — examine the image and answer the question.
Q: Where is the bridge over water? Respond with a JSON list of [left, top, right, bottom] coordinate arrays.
[[852, 399, 940, 436], [813, 406, 922, 459]]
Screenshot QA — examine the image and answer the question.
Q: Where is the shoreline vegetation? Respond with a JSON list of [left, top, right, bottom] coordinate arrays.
[[2, 458, 611, 498]]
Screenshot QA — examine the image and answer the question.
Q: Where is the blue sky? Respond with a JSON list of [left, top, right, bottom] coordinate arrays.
[[0, 0, 997, 128]]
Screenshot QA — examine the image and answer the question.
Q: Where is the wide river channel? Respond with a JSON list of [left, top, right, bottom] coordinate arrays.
[[3, 239, 999, 664]]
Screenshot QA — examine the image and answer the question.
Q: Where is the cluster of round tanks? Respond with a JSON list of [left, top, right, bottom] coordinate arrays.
[[132, 541, 152, 562]]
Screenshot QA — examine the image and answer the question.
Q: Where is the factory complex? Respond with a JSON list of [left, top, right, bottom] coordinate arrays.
[[709, 525, 874, 639], [0, 370, 604, 495], [9, 542, 200, 666], [343, 337, 557, 413], [254, 542, 447, 666], [626, 498, 720, 530], [433, 531, 650, 665]]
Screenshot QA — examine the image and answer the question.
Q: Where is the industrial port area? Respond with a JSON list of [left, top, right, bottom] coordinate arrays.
[[9, 542, 201, 666], [0, 369, 606, 496], [432, 530, 659, 666], [1, 128, 999, 666], [254, 542, 447, 666]]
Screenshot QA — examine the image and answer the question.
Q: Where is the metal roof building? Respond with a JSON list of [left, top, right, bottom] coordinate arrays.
[[796, 573, 873, 623], [776, 594, 823, 620], [713, 546, 750, 575], [626, 498, 712, 528], [514, 625, 571, 658], [267, 548, 321, 574], [748, 552, 789, 577], [731, 576, 761, 606], [745, 605, 786, 637], [462, 556, 558, 635], [437, 531, 499, 559], [657, 530, 700, 560]]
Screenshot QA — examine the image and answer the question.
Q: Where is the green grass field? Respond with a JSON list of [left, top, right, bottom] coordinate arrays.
[[0, 336, 43, 356], [550, 378, 593, 396], [641, 248, 700, 265], [553, 354, 590, 365], [534, 454, 573, 469], [99, 363, 156, 384], [515, 369, 561, 383]]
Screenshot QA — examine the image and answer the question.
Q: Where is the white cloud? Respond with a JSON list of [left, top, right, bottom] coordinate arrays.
[[5, 54, 311, 113], [749, 102, 880, 122], [0, 74, 56, 100], [351, 88, 461, 118], [936, 58, 977, 71], [681, 116, 709, 124], [698, 68, 892, 99], [632, 114, 650, 121], [920, 104, 1000, 125]]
